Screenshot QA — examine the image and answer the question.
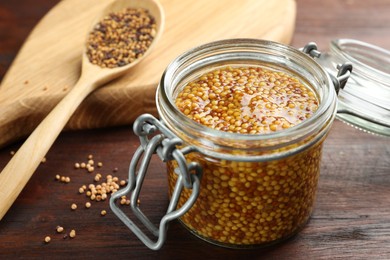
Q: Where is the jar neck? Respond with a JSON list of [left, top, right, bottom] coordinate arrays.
[[157, 39, 337, 161]]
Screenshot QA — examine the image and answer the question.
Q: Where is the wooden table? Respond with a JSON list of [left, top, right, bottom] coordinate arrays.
[[1, 0, 389, 258]]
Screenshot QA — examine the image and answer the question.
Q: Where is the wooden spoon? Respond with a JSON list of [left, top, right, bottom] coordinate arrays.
[[0, 0, 164, 220]]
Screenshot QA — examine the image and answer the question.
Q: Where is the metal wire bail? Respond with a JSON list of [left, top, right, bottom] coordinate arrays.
[[110, 114, 202, 250]]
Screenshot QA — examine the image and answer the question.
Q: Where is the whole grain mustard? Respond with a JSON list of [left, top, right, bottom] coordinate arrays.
[[169, 66, 323, 246]]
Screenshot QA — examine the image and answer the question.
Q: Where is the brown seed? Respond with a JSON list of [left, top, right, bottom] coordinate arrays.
[[86, 8, 156, 68]]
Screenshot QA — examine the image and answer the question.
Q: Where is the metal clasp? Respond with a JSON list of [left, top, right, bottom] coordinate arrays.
[[301, 42, 353, 95], [110, 114, 202, 250]]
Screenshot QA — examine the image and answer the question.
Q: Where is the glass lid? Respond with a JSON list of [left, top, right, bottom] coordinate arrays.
[[318, 39, 390, 136]]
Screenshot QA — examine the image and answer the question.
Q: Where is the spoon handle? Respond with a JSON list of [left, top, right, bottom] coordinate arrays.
[[0, 77, 95, 220]]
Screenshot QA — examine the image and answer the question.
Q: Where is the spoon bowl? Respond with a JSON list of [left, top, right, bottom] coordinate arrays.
[[81, 0, 165, 88], [0, 0, 164, 220]]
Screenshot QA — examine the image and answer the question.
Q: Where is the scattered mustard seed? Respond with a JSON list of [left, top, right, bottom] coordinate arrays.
[[101, 210, 107, 216], [74, 163, 80, 169], [71, 203, 77, 210], [10, 150, 15, 156], [44, 236, 51, 243], [69, 230, 76, 238], [85, 202, 91, 208], [56, 226, 64, 233], [97, 162, 103, 167]]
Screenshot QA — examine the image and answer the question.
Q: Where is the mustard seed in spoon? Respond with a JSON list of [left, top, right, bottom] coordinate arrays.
[[87, 8, 157, 68]]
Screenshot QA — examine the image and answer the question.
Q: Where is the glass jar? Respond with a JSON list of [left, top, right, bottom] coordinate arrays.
[[110, 39, 352, 250]]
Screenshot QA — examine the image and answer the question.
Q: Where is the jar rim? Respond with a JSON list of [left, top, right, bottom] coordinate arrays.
[[157, 39, 337, 158]]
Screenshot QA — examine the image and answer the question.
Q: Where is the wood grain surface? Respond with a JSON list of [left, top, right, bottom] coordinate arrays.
[[0, 0, 296, 149], [0, 0, 390, 259]]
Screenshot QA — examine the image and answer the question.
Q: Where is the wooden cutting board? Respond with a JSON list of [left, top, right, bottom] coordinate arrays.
[[0, 0, 296, 148]]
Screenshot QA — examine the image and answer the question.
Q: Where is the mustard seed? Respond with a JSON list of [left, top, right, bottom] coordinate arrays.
[[169, 65, 322, 246], [175, 66, 318, 134], [74, 163, 80, 169], [97, 162, 103, 167], [80, 162, 86, 168], [10, 151, 15, 156], [71, 203, 77, 210], [56, 226, 64, 233], [44, 236, 51, 243], [79, 187, 85, 194], [69, 230, 76, 238], [86, 8, 157, 68], [101, 210, 107, 216], [85, 202, 91, 208]]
